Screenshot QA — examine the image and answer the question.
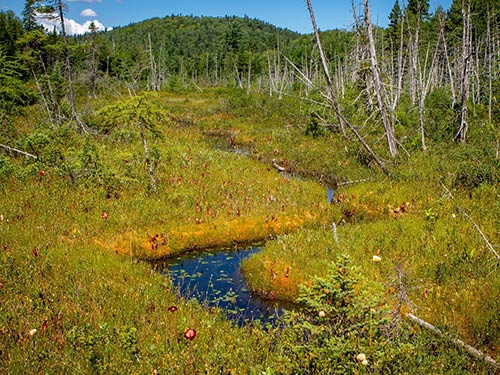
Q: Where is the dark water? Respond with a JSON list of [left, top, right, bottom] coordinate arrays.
[[157, 245, 287, 327], [157, 172, 334, 326], [326, 186, 335, 203]]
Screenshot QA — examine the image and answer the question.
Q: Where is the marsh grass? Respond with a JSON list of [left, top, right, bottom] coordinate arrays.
[[1, 89, 498, 373], [0, 177, 288, 374]]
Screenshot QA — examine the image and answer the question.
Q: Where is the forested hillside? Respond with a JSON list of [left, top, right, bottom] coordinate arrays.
[[1, 0, 500, 374]]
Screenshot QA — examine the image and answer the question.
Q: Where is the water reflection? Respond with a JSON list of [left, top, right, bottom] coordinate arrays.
[[156, 245, 288, 327]]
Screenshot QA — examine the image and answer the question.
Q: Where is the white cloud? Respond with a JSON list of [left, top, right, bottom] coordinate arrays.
[[80, 8, 97, 17], [39, 16, 108, 35], [66, 19, 107, 34]]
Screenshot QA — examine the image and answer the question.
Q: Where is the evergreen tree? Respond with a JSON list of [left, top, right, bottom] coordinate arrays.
[[407, 0, 430, 18], [0, 11, 24, 56], [22, 0, 39, 32], [387, 0, 402, 42]]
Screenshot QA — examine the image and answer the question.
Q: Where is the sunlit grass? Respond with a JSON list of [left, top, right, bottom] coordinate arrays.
[[1, 88, 498, 373]]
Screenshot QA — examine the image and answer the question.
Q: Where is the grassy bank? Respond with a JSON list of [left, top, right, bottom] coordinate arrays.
[[1, 89, 499, 373]]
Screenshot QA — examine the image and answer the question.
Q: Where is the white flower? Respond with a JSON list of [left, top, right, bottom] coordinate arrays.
[[29, 329, 37, 336], [372, 255, 382, 262], [318, 310, 326, 318], [356, 353, 366, 362], [452, 213, 456, 219], [362, 359, 368, 366]]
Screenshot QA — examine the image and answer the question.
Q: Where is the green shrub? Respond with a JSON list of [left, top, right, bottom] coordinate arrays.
[[0, 155, 14, 180], [454, 161, 497, 190], [281, 255, 412, 374]]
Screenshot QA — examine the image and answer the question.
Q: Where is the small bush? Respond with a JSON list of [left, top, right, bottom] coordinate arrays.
[[281, 255, 411, 374], [0, 155, 14, 180], [454, 161, 497, 190]]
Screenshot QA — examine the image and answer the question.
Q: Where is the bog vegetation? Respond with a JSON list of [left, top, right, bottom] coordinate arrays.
[[1, 0, 500, 373]]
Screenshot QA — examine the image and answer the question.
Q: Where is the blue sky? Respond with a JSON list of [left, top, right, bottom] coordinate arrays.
[[2, 0, 452, 35]]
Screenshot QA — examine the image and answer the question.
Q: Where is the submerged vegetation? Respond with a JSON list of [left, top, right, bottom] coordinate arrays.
[[2, 0, 500, 373]]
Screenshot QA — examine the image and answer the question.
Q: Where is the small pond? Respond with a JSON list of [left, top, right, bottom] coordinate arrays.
[[156, 245, 289, 327]]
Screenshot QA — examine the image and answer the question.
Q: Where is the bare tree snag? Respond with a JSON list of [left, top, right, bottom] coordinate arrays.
[[305, 0, 346, 139], [364, 0, 398, 157], [456, 0, 472, 142], [148, 33, 158, 91], [305, 0, 390, 176], [438, 12, 456, 104], [55, 0, 87, 133]]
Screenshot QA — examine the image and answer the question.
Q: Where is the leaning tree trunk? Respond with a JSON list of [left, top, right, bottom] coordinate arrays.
[[364, 0, 398, 157], [306, 0, 346, 139], [305, 0, 390, 176], [55, 0, 87, 133]]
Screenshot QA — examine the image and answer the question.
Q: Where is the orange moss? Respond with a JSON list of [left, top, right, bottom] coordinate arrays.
[[110, 211, 320, 260]]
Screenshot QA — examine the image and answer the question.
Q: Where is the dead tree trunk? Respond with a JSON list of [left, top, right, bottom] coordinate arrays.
[[438, 12, 457, 104], [306, 0, 390, 175], [148, 33, 158, 91], [32, 69, 55, 129], [55, 0, 87, 133], [306, 0, 346, 139], [456, 0, 472, 142], [364, 0, 398, 157]]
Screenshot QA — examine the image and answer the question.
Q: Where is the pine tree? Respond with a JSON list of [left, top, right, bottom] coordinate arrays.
[[22, 0, 39, 32], [0, 11, 24, 56], [407, 0, 430, 19], [387, 0, 402, 43]]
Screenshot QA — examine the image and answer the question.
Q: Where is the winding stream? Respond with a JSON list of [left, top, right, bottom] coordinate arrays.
[[156, 245, 289, 326], [157, 161, 335, 326]]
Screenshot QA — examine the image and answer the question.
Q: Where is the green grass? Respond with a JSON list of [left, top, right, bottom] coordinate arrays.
[[1, 88, 499, 374]]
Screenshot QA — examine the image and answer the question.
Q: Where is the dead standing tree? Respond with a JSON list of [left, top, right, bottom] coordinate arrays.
[[37, 0, 88, 133], [53, 0, 87, 133], [305, 0, 390, 176], [364, 0, 398, 157], [456, 0, 472, 142]]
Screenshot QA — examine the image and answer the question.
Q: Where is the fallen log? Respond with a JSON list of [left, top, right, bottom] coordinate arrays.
[[271, 159, 286, 172], [406, 312, 499, 370], [0, 143, 38, 160]]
